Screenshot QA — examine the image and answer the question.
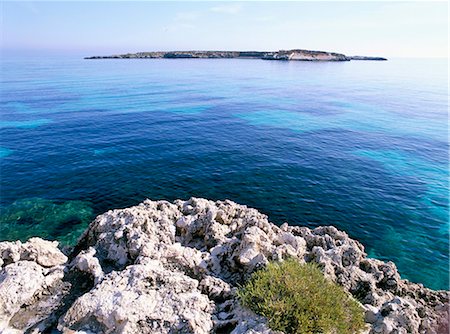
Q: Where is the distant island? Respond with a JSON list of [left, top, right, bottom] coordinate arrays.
[[85, 49, 387, 61]]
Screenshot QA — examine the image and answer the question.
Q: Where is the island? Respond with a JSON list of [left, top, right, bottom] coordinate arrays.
[[85, 49, 387, 61]]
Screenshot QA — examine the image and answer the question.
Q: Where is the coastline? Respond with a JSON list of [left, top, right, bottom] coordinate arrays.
[[85, 49, 387, 61], [0, 198, 447, 333]]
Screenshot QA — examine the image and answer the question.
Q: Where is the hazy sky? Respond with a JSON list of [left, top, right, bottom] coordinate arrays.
[[2, 1, 448, 57]]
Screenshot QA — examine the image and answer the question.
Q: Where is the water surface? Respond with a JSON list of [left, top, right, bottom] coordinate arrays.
[[1, 56, 448, 289]]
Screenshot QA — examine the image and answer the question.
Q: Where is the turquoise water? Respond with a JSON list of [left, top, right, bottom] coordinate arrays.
[[0, 56, 448, 289]]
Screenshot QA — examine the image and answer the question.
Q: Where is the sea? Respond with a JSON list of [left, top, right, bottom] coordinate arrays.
[[0, 55, 448, 290]]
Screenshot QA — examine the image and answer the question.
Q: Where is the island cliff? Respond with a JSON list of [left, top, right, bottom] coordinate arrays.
[[0, 198, 447, 333], [85, 49, 387, 61]]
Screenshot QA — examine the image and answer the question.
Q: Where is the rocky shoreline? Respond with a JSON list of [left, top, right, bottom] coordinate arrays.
[[85, 49, 387, 61], [0, 198, 447, 333]]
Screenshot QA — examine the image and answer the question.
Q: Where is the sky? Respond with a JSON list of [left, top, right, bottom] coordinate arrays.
[[1, 1, 448, 58]]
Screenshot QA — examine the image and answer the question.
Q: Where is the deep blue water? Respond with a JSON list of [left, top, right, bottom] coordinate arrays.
[[0, 56, 448, 290]]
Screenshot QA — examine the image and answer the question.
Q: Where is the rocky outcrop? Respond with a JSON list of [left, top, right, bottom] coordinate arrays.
[[85, 49, 387, 61], [0, 198, 447, 333], [262, 49, 350, 61]]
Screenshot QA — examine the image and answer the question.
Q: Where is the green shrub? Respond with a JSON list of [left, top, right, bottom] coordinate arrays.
[[238, 259, 366, 334]]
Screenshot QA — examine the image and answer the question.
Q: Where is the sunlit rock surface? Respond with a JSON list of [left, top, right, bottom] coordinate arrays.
[[0, 198, 447, 333]]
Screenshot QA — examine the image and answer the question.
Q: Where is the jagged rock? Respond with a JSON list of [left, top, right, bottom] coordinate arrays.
[[71, 247, 104, 284], [21, 238, 68, 268], [0, 198, 448, 333], [0, 261, 46, 331], [0, 238, 67, 268], [0, 241, 21, 267], [58, 261, 214, 334], [0, 238, 68, 333]]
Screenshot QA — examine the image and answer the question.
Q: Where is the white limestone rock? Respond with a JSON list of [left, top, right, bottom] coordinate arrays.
[[58, 262, 214, 334], [0, 237, 67, 268], [71, 247, 104, 284], [21, 237, 68, 267], [0, 261, 46, 331], [0, 198, 448, 334], [0, 241, 22, 267]]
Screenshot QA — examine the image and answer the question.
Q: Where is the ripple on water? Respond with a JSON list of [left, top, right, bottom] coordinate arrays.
[[353, 149, 449, 289], [1, 101, 36, 114], [93, 147, 119, 156], [235, 100, 447, 142], [0, 119, 52, 129], [354, 149, 449, 229], [0, 147, 13, 158]]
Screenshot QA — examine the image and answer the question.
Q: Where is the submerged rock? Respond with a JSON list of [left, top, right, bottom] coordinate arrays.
[[0, 198, 94, 245], [0, 198, 447, 333]]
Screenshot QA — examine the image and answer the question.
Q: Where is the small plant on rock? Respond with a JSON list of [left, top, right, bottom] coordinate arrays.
[[238, 259, 366, 334]]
